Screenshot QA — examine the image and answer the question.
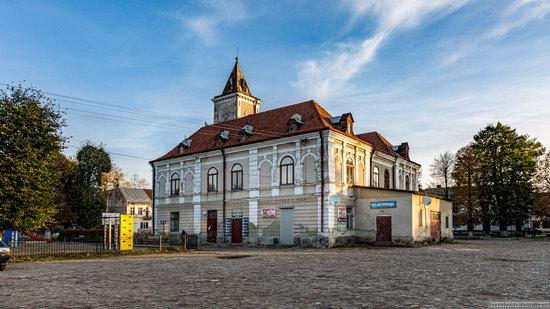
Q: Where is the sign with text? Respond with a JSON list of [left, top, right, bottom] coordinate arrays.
[[370, 201, 397, 209], [261, 208, 276, 218], [243, 218, 249, 237], [338, 207, 347, 219], [225, 218, 232, 236], [231, 209, 243, 218]]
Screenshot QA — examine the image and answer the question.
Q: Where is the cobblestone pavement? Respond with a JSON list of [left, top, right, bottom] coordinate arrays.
[[1, 239, 549, 308]]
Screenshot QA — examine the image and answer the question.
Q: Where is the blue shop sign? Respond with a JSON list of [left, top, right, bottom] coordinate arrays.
[[370, 201, 397, 209]]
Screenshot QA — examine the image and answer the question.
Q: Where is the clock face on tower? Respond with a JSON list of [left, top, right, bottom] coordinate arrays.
[[222, 107, 231, 121]]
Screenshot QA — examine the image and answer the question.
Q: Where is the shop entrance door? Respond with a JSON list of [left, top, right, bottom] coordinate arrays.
[[207, 210, 217, 243], [376, 216, 392, 245], [231, 218, 242, 244], [430, 212, 441, 242]]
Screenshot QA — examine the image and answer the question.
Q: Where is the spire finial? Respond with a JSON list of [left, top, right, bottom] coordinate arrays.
[[236, 47, 239, 62]]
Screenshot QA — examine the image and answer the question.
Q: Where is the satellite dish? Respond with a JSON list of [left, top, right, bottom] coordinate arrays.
[[329, 195, 341, 206], [422, 196, 432, 206]]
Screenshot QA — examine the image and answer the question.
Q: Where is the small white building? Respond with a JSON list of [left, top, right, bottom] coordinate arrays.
[[105, 187, 152, 233], [150, 58, 453, 246]]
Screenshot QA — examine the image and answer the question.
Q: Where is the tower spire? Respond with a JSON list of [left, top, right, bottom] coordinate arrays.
[[221, 55, 251, 96]]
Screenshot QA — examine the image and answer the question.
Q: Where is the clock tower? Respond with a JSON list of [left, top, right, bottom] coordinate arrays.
[[212, 57, 262, 124]]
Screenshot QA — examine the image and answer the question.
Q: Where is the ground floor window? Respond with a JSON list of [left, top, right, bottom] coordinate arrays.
[[140, 222, 149, 229], [170, 212, 179, 232], [445, 216, 449, 229], [346, 207, 354, 230], [419, 209, 423, 226]]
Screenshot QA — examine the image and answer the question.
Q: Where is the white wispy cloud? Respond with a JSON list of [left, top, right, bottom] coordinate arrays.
[[440, 0, 550, 66], [294, 0, 469, 100], [171, 0, 248, 45], [488, 0, 550, 38]]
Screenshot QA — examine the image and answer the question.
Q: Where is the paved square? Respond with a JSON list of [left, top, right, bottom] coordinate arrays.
[[1, 239, 549, 308]]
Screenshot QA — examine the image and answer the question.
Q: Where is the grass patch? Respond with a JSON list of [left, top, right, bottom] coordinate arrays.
[[11, 247, 192, 263]]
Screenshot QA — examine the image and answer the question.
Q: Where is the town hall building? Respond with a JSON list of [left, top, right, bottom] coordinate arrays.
[[150, 58, 453, 247]]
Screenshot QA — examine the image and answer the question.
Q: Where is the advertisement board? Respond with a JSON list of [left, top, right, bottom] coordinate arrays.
[[261, 208, 276, 218]]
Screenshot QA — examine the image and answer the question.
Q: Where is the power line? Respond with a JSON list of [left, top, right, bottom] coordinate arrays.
[[1, 82, 285, 138], [66, 144, 152, 161]]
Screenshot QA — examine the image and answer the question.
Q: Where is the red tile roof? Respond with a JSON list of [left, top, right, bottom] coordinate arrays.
[[152, 101, 418, 166], [152, 100, 337, 162], [356, 132, 397, 157]]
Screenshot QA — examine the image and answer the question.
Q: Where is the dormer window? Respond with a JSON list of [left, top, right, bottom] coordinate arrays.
[[288, 114, 303, 132], [216, 130, 230, 146], [240, 125, 254, 141], [178, 138, 192, 154]]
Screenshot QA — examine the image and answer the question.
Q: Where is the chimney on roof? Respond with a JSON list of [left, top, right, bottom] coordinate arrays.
[[396, 142, 410, 160], [436, 185, 442, 189], [330, 113, 354, 134]]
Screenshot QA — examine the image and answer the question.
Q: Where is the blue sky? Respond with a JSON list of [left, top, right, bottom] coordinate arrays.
[[1, 0, 550, 186]]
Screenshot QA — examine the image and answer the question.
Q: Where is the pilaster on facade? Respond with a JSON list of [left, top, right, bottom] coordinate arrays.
[[193, 204, 201, 234], [294, 141, 304, 195], [193, 159, 201, 203], [271, 145, 279, 196], [249, 149, 259, 199], [248, 200, 258, 226], [393, 161, 400, 190]]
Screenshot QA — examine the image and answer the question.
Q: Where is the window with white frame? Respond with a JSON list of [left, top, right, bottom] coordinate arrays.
[[231, 164, 243, 190], [207, 167, 218, 192], [280, 156, 294, 185], [170, 173, 180, 196], [373, 166, 380, 187], [346, 158, 354, 185]]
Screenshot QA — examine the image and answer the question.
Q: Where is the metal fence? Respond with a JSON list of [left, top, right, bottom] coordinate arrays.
[[11, 237, 111, 258], [134, 233, 199, 250]]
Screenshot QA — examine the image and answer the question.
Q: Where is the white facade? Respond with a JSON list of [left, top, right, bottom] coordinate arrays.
[[150, 59, 448, 247]]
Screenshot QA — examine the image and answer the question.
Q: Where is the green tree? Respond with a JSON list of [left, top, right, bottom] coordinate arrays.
[[53, 154, 78, 226], [0, 84, 66, 231], [70, 142, 112, 228], [533, 150, 550, 223], [473, 123, 544, 236], [452, 144, 481, 235]]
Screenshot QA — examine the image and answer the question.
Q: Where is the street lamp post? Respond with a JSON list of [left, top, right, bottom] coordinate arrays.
[[160, 219, 167, 251]]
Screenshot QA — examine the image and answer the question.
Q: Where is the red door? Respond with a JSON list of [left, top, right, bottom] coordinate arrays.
[[430, 212, 441, 242], [231, 218, 242, 244], [207, 210, 217, 243], [376, 216, 392, 245]]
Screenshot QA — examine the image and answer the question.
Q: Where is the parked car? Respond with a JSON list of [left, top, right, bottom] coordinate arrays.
[[0, 240, 11, 271], [524, 228, 543, 236]]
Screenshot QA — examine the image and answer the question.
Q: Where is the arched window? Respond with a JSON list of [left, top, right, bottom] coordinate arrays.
[[384, 169, 390, 189], [184, 172, 193, 195], [280, 156, 294, 185], [335, 155, 343, 184], [231, 164, 243, 191], [158, 176, 166, 196], [303, 155, 317, 184], [207, 168, 218, 192], [259, 161, 272, 188], [405, 175, 410, 191], [346, 158, 354, 185], [373, 167, 380, 187], [170, 173, 180, 196], [357, 162, 365, 186]]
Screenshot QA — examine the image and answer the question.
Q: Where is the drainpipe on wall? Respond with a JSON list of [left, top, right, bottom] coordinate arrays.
[[319, 130, 325, 233], [221, 149, 227, 243], [150, 162, 156, 234]]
